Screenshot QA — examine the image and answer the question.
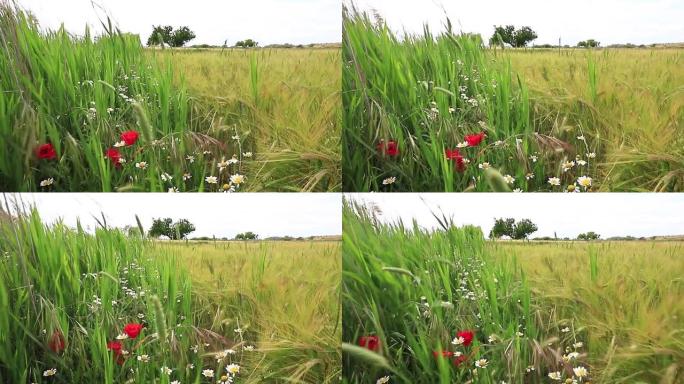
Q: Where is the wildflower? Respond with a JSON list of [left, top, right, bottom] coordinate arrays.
[[186, 155, 195, 163], [474, 359, 489, 368], [40, 178, 55, 187], [445, 149, 466, 172], [230, 174, 245, 185], [243, 345, 255, 351], [548, 177, 561, 186], [433, 350, 454, 359], [573, 342, 584, 349], [218, 159, 230, 171], [503, 174, 515, 184], [48, 331, 65, 353], [107, 107, 114, 114], [548, 371, 562, 380], [377, 377, 390, 384], [107, 341, 123, 355], [121, 130, 139, 146], [562, 161, 575, 172], [377, 140, 399, 157], [516, 138, 523, 145], [561, 327, 570, 333], [525, 173, 534, 180], [487, 334, 496, 343], [358, 335, 380, 352], [516, 331, 524, 337], [573, 366, 588, 379], [161, 366, 172, 375], [137, 354, 150, 362], [232, 134, 240, 140], [105, 148, 122, 167], [243, 152, 253, 158], [494, 140, 504, 146], [43, 368, 57, 377], [171, 381, 180, 384], [183, 173, 192, 181], [226, 363, 240, 375], [205, 176, 218, 184], [464, 132, 486, 146], [190, 345, 199, 353], [577, 176, 592, 189], [448, 107, 456, 113], [113, 140, 126, 148], [453, 354, 467, 367], [576, 159, 587, 166], [123, 323, 144, 339], [36, 143, 57, 160], [530, 155, 538, 162], [587, 152, 596, 158], [456, 141, 469, 148], [382, 176, 396, 185], [135, 161, 148, 170], [228, 156, 239, 165], [478, 162, 490, 170], [577, 135, 586, 141], [201, 369, 214, 378], [115, 333, 129, 340], [452, 330, 474, 346]]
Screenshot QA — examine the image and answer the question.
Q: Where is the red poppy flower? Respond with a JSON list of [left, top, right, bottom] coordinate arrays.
[[358, 335, 380, 352], [105, 148, 121, 167], [123, 323, 144, 339], [36, 143, 57, 160], [377, 140, 399, 157], [48, 331, 65, 353], [453, 354, 468, 367], [120, 130, 139, 146], [107, 341, 123, 355], [433, 350, 454, 359], [456, 330, 475, 347], [464, 132, 486, 147], [445, 149, 466, 172]]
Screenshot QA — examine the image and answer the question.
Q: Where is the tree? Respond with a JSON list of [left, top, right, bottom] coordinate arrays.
[[577, 39, 600, 48], [577, 231, 600, 240], [235, 231, 258, 240], [148, 218, 195, 239], [489, 218, 515, 239], [146, 26, 195, 47], [512, 219, 538, 240], [170, 26, 196, 47], [235, 39, 258, 48], [489, 25, 537, 47], [147, 25, 173, 46]]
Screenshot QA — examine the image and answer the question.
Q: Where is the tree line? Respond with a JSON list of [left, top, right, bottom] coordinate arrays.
[[145, 25, 259, 48]]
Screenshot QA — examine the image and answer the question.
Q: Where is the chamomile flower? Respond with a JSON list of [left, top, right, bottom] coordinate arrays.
[[573, 366, 589, 379], [478, 162, 491, 170], [530, 155, 538, 162], [452, 336, 466, 345], [376, 377, 390, 384], [161, 366, 172, 375], [382, 177, 396, 185], [230, 174, 245, 185], [226, 364, 240, 375], [577, 176, 592, 189], [548, 371, 562, 380], [161, 172, 173, 182], [40, 178, 54, 187], [474, 359, 489, 368], [205, 176, 218, 184], [562, 161, 575, 172], [573, 342, 584, 349], [186, 155, 195, 163], [116, 333, 129, 340], [137, 354, 150, 363], [243, 152, 253, 158], [503, 174, 515, 184], [201, 369, 214, 378], [113, 141, 126, 148], [587, 152, 596, 158], [456, 141, 468, 148], [43, 368, 57, 377], [135, 161, 148, 170]]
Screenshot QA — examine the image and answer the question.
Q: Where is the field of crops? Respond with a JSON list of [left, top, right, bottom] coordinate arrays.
[[0, 3, 340, 192], [342, 8, 684, 192], [341, 201, 684, 383], [0, 209, 340, 383]]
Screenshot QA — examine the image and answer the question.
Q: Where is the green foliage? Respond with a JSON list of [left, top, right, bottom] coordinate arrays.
[[577, 231, 600, 240], [146, 25, 196, 47], [577, 39, 600, 48], [489, 218, 537, 239], [489, 25, 537, 47], [148, 218, 195, 239], [512, 218, 538, 240], [235, 231, 258, 240], [236, 39, 258, 48]]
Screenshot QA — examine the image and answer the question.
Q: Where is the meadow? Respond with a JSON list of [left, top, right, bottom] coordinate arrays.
[[341, 201, 683, 383], [0, 209, 341, 383], [0, 2, 340, 192], [342, 8, 684, 192]]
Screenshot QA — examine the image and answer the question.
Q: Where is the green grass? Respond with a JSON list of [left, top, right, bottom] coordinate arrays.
[[342, 7, 683, 192], [0, 2, 340, 192], [0, 207, 340, 383], [341, 200, 683, 383]]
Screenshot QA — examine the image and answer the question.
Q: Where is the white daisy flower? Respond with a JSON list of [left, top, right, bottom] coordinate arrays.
[[43, 368, 57, 377], [205, 176, 218, 184]]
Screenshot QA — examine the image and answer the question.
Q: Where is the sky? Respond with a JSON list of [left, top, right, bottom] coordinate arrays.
[[15, 0, 341, 45], [5, 193, 342, 238], [350, 0, 684, 45], [345, 193, 684, 238]]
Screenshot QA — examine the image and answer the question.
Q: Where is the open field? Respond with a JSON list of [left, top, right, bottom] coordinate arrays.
[[0, 211, 340, 383], [341, 201, 683, 383], [342, 8, 684, 192], [0, 3, 340, 192]]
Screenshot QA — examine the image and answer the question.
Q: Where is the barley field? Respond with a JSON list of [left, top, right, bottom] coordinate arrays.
[[341, 201, 684, 383], [0, 2, 340, 192], [342, 8, 684, 192], [0, 209, 341, 383]]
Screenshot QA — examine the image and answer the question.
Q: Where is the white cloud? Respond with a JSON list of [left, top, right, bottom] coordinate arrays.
[[349, 0, 684, 45], [345, 193, 684, 238], [7, 193, 342, 238], [16, 0, 341, 45]]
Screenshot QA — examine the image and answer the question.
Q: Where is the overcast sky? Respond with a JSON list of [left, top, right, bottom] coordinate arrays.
[[346, 193, 684, 238], [350, 0, 684, 45], [16, 0, 341, 45], [5, 193, 342, 238]]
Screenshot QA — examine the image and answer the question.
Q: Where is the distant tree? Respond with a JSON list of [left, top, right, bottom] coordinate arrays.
[[148, 218, 195, 239], [577, 231, 601, 240], [235, 39, 258, 48], [578, 39, 600, 48], [512, 219, 538, 240], [235, 231, 258, 240], [147, 25, 173, 46], [170, 26, 196, 47], [489, 218, 515, 239], [489, 25, 537, 47]]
